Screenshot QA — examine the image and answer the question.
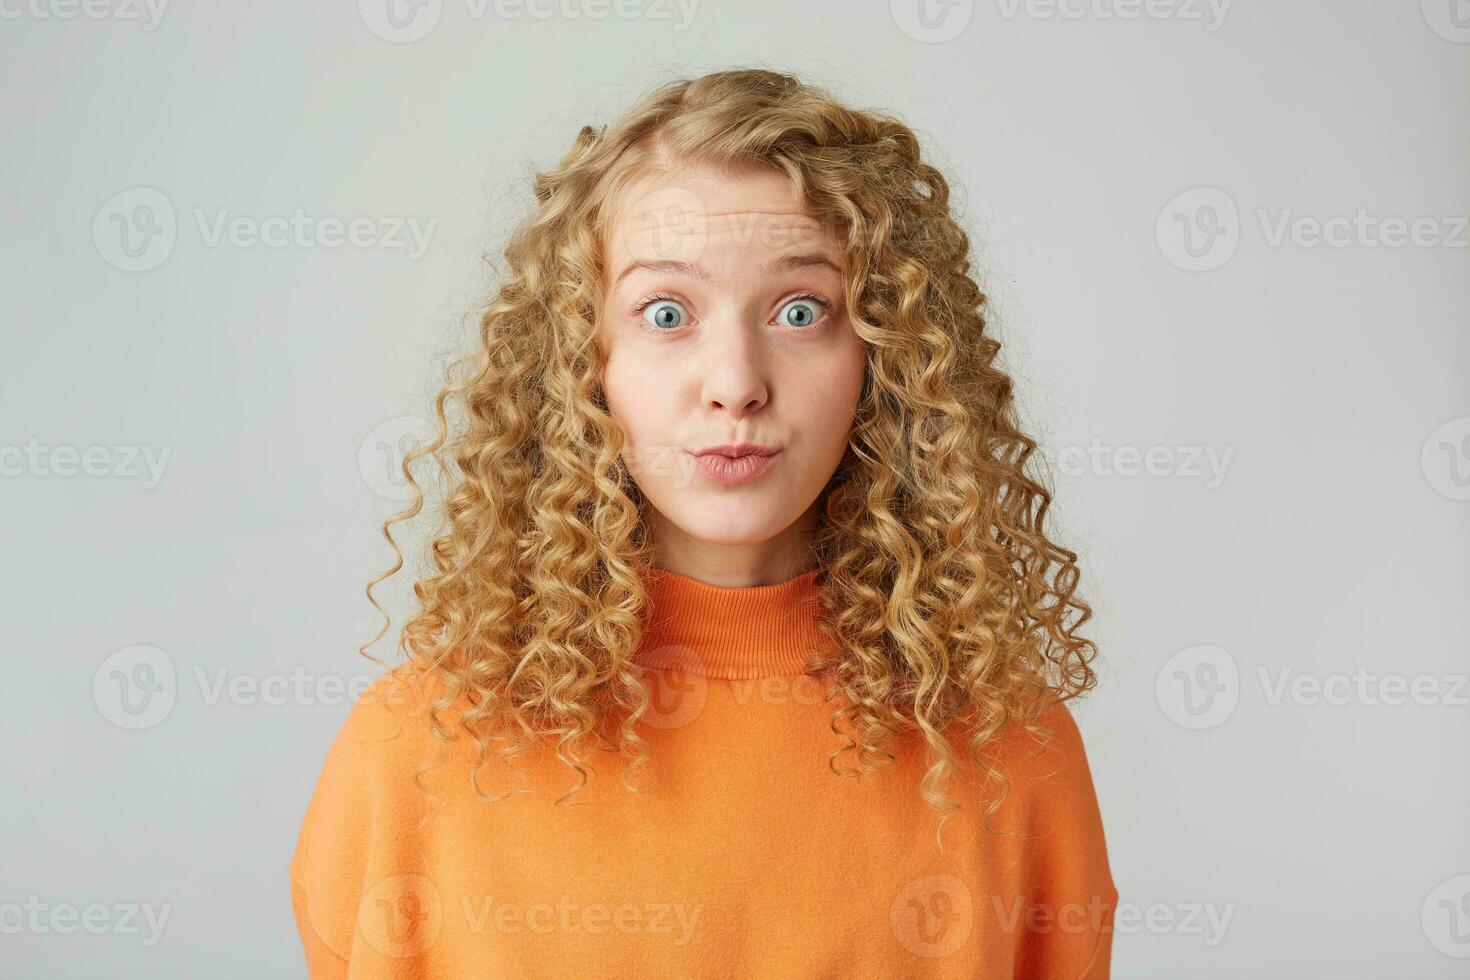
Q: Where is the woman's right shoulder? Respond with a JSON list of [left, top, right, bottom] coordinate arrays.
[[294, 663, 467, 840], [289, 663, 453, 971], [316, 663, 457, 777], [289, 664, 456, 880]]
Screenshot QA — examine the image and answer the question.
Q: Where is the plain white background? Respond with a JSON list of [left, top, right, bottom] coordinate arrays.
[[1, 1, 1466, 977]]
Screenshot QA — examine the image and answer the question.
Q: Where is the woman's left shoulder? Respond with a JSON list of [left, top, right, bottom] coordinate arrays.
[[946, 696, 1117, 889], [957, 698, 1121, 978], [967, 696, 1105, 799]]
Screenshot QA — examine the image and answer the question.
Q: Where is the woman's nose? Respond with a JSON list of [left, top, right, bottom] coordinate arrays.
[[698, 320, 769, 417]]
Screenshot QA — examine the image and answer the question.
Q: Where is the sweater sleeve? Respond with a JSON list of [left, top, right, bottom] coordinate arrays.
[[288, 670, 420, 978], [291, 874, 350, 980], [1005, 700, 1119, 980]]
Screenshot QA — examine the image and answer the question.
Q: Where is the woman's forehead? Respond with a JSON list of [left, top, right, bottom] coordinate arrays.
[[607, 184, 839, 274]]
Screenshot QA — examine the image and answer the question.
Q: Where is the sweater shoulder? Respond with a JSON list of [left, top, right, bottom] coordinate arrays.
[[957, 698, 1119, 978], [989, 698, 1103, 795], [301, 665, 444, 798], [944, 697, 1117, 891], [288, 664, 449, 964]]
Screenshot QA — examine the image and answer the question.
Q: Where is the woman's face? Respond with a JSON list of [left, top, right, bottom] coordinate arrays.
[[596, 161, 866, 573]]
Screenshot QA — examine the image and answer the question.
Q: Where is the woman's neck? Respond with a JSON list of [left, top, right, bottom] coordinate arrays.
[[645, 502, 823, 588]]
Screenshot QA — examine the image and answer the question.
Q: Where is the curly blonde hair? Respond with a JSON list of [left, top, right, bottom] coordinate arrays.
[[364, 67, 1099, 850]]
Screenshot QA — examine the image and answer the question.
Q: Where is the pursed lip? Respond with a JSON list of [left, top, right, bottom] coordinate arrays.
[[691, 443, 781, 458]]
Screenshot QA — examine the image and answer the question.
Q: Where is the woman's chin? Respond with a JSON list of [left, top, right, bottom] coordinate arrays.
[[656, 503, 796, 547]]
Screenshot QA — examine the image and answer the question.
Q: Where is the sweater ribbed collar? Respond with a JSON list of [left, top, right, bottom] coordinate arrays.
[[634, 565, 837, 679]]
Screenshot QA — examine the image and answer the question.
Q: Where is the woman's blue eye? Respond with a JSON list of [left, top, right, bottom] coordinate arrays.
[[642, 300, 687, 330], [777, 298, 822, 327]]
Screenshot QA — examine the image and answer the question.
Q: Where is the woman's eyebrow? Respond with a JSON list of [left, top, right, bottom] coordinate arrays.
[[611, 252, 841, 290]]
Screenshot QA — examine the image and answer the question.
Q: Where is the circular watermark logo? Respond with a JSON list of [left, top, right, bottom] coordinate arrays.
[[890, 0, 975, 42], [1421, 416, 1470, 501], [358, 415, 438, 502], [1156, 187, 1240, 272], [637, 649, 708, 730], [890, 873, 974, 957], [1422, 873, 1470, 958], [1156, 643, 1239, 729], [358, 873, 443, 958], [93, 187, 177, 272], [1422, 0, 1470, 43], [617, 182, 710, 266], [93, 644, 177, 730], [358, 0, 443, 42]]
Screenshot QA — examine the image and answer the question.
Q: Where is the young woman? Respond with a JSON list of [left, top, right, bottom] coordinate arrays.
[[291, 68, 1116, 978]]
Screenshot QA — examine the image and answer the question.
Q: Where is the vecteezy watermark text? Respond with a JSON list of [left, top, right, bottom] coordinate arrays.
[[93, 187, 438, 272], [995, 0, 1230, 29], [0, 897, 171, 946], [357, 0, 700, 43], [1157, 644, 1470, 729], [1050, 440, 1235, 488], [0, 438, 171, 488], [458, 895, 701, 942], [354, 874, 702, 959], [988, 895, 1234, 948], [890, 0, 1230, 44], [92, 644, 398, 730], [1157, 187, 1467, 272], [0, 0, 167, 29]]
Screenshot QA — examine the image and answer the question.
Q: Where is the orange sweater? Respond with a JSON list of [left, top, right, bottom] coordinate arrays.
[[290, 567, 1117, 978]]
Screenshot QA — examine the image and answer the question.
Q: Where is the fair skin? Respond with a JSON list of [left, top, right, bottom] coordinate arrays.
[[596, 161, 867, 588]]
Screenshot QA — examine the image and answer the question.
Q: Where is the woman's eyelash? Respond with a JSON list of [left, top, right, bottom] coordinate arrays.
[[781, 292, 831, 314], [630, 291, 682, 316]]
